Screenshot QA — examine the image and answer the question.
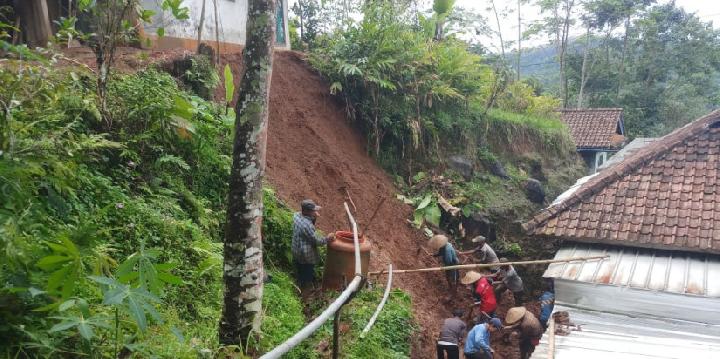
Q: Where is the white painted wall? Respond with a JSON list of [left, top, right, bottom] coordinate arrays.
[[141, 0, 289, 49]]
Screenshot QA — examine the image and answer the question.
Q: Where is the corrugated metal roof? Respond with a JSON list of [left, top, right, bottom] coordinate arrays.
[[532, 304, 720, 359], [543, 244, 720, 297], [597, 137, 657, 171]]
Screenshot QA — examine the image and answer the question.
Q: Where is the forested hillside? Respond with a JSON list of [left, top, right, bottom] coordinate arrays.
[[512, 1, 720, 138]]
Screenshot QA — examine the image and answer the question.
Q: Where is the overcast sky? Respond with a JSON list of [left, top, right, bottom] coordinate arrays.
[[455, 0, 720, 53]]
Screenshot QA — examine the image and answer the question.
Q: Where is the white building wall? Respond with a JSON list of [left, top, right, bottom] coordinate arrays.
[[141, 0, 289, 50]]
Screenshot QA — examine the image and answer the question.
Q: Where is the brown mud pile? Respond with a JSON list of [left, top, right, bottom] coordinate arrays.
[[255, 51, 452, 357]]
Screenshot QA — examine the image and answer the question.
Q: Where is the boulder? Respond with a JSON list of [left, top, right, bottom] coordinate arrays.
[[461, 212, 496, 241], [488, 159, 510, 180], [448, 155, 474, 179], [525, 178, 545, 204]]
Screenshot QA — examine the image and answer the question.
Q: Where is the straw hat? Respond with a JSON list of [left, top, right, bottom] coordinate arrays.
[[428, 235, 449, 251], [471, 235, 487, 243], [505, 307, 527, 325], [460, 270, 483, 285]]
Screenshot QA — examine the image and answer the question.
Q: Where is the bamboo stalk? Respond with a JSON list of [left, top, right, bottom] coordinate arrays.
[[367, 255, 609, 275]]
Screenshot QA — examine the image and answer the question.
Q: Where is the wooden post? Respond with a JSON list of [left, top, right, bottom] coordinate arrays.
[[548, 315, 556, 359], [367, 255, 609, 275]]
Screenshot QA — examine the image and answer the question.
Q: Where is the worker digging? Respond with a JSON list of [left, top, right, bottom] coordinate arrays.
[[436, 309, 467, 359], [463, 317, 502, 359], [503, 307, 544, 359], [461, 270, 497, 321], [291, 209, 604, 359], [491, 258, 525, 304], [429, 234, 460, 299], [459, 235, 500, 271]]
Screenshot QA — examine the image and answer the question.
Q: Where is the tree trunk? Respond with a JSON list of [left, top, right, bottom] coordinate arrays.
[[577, 25, 590, 108], [298, 0, 304, 41], [558, 0, 574, 108], [490, 0, 505, 57], [219, 0, 276, 347], [517, 0, 521, 81], [15, 0, 53, 47], [213, 0, 221, 64], [197, 0, 207, 52], [434, 17, 445, 41], [616, 15, 630, 100]]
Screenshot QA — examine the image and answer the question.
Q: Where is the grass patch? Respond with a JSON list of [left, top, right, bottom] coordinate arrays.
[[254, 270, 317, 359], [485, 109, 575, 157]]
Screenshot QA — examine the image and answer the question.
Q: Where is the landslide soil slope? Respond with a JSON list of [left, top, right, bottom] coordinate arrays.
[[252, 51, 449, 358], [221, 51, 538, 359]]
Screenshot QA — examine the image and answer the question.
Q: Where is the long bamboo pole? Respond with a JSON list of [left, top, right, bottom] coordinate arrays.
[[367, 255, 608, 275]]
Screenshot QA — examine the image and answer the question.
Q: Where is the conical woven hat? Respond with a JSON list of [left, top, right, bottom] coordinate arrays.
[[461, 270, 483, 285], [505, 307, 527, 325], [428, 235, 449, 251]]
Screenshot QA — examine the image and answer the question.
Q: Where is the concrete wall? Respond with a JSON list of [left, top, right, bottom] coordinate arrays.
[[141, 0, 290, 52]]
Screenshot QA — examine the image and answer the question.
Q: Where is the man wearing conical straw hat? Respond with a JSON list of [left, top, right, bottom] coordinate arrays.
[[428, 234, 460, 297], [461, 270, 497, 322], [503, 306, 544, 359]]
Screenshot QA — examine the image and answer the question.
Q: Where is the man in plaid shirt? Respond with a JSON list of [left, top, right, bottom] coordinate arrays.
[[292, 199, 335, 290]]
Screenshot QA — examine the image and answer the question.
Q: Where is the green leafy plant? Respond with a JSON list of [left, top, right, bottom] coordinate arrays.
[[116, 244, 183, 296], [398, 193, 442, 228], [37, 235, 85, 300]]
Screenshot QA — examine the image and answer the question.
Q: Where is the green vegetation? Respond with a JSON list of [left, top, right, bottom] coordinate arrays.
[[519, 0, 720, 138], [254, 271, 315, 359], [308, 2, 574, 179], [0, 55, 415, 356], [0, 61, 229, 357]]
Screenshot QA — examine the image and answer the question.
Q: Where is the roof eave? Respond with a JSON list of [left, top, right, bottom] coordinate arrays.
[[531, 233, 720, 256]]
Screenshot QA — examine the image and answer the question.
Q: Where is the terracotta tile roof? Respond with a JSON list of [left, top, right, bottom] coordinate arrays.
[[525, 110, 720, 255], [561, 108, 625, 150]]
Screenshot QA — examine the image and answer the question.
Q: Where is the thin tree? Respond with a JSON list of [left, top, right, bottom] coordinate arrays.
[[558, 0, 574, 107], [517, 0, 526, 80], [489, 0, 505, 57], [218, 0, 276, 347], [196, 0, 207, 51], [15, 0, 53, 47], [213, 0, 221, 64], [577, 23, 591, 108]]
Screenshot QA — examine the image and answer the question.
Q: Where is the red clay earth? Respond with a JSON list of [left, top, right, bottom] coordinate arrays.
[[60, 47, 542, 358]]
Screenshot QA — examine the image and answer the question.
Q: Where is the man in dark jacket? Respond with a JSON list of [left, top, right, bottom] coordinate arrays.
[[436, 309, 467, 359], [291, 199, 334, 290]]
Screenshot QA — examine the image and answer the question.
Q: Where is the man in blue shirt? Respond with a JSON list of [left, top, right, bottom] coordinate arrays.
[[464, 317, 502, 359], [538, 279, 555, 329], [291, 199, 334, 290], [429, 235, 460, 297]]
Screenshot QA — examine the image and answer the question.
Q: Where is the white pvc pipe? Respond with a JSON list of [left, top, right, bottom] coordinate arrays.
[[260, 276, 363, 359], [260, 202, 363, 359], [360, 263, 393, 337], [344, 202, 362, 275]]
